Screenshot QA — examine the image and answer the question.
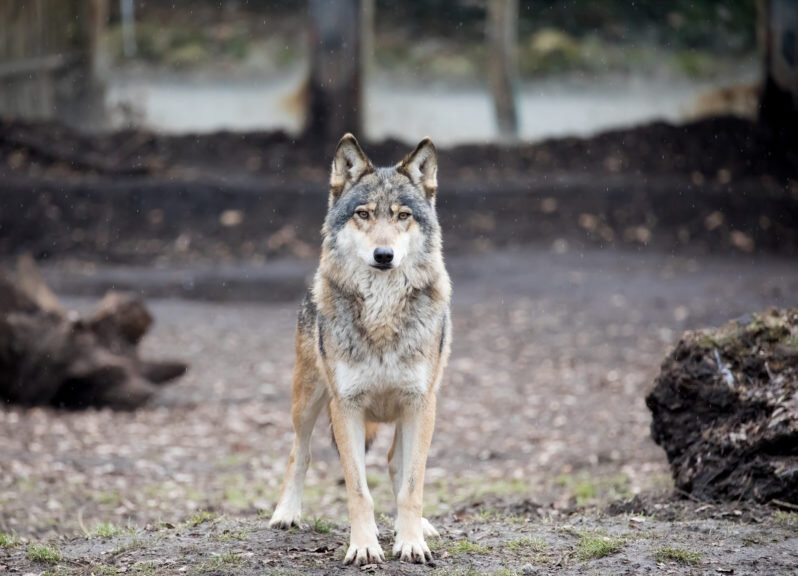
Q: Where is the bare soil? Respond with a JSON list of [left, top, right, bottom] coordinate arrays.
[[1, 116, 797, 266], [3, 497, 798, 575], [2, 247, 798, 575], [1, 116, 797, 573]]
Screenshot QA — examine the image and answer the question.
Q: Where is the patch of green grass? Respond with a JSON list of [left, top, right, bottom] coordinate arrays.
[[93, 522, 125, 539], [654, 545, 702, 565], [575, 534, 623, 561], [673, 49, 715, 78], [475, 478, 529, 498], [554, 472, 631, 506], [0, 532, 18, 547], [506, 536, 548, 554], [474, 507, 501, 522], [196, 552, 244, 573], [223, 485, 249, 509], [91, 490, 122, 506], [366, 472, 385, 488], [431, 568, 482, 576], [445, 539, 491, 555], [774, 511, 798, 529], [27, 544, 62, 565], [572, 480, 597, 504], [187, 511, 216, 527], [88, 565, 119, 576], [111, 537, 146, 555], [312, 516, 334, 534], [215, 530, 248, 542], [741, 533, 769, 546], [132, 561, 159, 575]]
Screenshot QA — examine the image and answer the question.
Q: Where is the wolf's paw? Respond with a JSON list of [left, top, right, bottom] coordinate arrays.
[[421, 517, 440, 538], [393, 537, 432, 563], [269, 506, 302, 529], [343, 539, 385, 566]]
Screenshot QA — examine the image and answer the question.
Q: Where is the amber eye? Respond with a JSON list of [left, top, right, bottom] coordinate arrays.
[[356, 210, 369, 220], [398, 212, 411, 221]]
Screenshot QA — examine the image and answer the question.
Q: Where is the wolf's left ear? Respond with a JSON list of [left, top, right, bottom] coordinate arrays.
[[330, 133, 373, 203], [399, 137, 438, 199]]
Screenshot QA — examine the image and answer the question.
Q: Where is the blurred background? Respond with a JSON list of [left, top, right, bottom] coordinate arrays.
[[1, 0, 798, 555], [0, 0, 773, 141]]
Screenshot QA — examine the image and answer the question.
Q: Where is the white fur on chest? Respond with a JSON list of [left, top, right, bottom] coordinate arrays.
[[357, 271, 413, 342], [334, 355, 430, 420]]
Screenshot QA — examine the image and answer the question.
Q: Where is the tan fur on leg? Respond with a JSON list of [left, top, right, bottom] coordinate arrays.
[[393, 395, 437, 563], [270, 332, 327, 529], [388, 424, 439, 539], [329, 399, 385, 566]]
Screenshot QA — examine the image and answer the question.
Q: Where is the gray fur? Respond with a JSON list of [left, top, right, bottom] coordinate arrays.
[[312, 139, 451, 410], [272, 136, 451, 563]]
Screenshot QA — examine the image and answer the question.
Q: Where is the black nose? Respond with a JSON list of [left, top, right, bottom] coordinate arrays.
[[373, 247, 394, 265]]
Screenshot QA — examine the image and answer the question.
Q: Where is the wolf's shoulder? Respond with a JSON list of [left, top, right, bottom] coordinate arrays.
[[297, 289, 318, 334]]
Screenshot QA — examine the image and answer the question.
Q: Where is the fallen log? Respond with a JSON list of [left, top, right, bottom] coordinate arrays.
[[647, 308, 798, 503], [0, 256, 186, 409]]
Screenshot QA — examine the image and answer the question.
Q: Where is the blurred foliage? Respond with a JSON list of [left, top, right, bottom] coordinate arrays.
[[378, 0, 757, 52], [106, 21, 254, 68], [108, 0, 757, 79], [377, 0, 758, 80]]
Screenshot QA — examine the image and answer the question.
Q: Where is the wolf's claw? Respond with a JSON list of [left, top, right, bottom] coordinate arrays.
[[269, 507, 302, 529], [393, 538, 433, 563], [421, 517, 440, 538], [343, 541, 385, 566]]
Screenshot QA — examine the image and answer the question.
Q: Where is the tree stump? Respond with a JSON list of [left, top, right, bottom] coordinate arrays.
[[0, 256, 186, 410], [647, 308, 798, 503]]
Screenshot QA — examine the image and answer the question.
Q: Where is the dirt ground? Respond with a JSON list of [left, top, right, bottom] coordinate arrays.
[[2, 247, 798, 575], [1, 116, 797, 573]]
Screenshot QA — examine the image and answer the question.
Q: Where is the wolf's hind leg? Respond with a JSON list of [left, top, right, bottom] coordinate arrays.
[[388, 424, 439, 539], [270, 343, 327, 529]]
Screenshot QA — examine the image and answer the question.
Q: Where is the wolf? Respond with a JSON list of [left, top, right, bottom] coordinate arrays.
[[269, 134, 451, 566]]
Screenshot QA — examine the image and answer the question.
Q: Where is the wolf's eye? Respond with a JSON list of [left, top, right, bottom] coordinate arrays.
[[356, 210, 369, 220], [398, 212, 411, 221]]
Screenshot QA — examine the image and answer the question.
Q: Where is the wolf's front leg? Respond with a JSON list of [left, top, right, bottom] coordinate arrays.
[[329, 398, 385, 566], [393, 394, 436, 563]]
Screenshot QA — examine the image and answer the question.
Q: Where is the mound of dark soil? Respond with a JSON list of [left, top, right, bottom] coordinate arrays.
[[647, 308, 798, 504], [0, 115, 796, 264], [1, 115, 795, 182]]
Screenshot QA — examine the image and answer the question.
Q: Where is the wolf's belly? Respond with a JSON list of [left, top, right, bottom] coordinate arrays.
[[333, 358, 432, 421]]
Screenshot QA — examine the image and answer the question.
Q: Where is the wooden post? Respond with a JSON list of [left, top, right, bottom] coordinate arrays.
[[84, 0, 110, 130], [306, 0, 364, 143], [0, 0, 108, 130], [487, 0, 519, 140]]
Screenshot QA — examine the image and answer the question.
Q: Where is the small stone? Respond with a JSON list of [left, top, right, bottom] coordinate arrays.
[[521, 563, 540, 575]]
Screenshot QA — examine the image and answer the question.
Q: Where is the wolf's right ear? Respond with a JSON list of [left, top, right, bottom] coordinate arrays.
[[330, 133, 373, 203]]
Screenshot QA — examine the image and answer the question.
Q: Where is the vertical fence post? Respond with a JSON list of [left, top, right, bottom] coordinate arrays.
[[306, 0, 364, 143], [487, 0, 519, 140]]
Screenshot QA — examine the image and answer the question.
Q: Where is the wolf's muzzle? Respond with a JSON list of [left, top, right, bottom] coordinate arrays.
[[373, 247, 394, 267]]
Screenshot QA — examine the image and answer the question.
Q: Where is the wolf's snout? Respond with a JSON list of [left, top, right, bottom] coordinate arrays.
[[373, 247, 394, 265]]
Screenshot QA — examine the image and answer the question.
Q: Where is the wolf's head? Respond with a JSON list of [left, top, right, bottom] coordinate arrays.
[[321, 134, 442, 277]]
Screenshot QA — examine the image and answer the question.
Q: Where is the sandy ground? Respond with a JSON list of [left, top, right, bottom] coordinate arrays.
[[2, 246, 798, 574]]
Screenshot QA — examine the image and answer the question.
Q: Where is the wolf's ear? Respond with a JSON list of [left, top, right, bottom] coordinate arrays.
[[398, 137, 437, 198], [330, 133, 373, 202]]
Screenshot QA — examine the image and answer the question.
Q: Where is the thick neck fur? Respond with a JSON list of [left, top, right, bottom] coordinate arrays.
[[314, 242, 450, 349]]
